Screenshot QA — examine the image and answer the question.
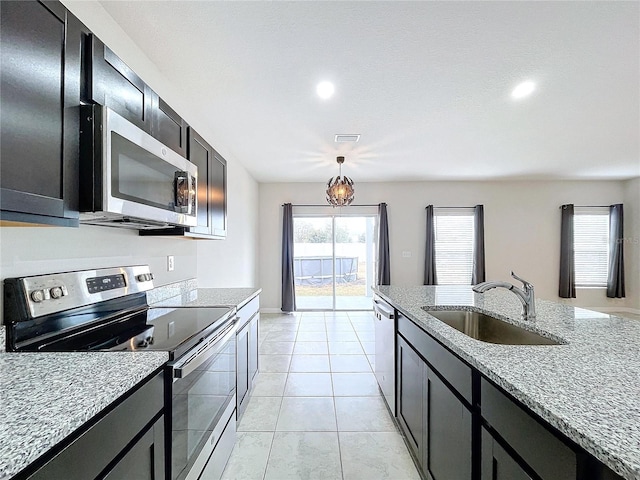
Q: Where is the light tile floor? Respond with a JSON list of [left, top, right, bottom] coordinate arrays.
[[220, 311, 420, 480]]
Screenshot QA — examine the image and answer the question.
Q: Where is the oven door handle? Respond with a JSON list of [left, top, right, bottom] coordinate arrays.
[[172, 318, 237, 380]]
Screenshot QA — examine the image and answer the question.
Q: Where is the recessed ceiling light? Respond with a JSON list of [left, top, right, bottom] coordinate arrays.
[[316, 81, 335, 99], [511, 81, 536, 99]]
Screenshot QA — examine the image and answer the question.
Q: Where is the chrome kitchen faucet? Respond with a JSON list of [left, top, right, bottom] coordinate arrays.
[[473, 271, 536, 320]]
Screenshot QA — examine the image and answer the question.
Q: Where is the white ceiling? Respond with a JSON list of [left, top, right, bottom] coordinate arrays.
[[99, 1, 639, 183]]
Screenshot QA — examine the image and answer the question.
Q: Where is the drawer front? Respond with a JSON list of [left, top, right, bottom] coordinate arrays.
[[237, 295, 259, 330], [481, 378, 577, 480], [398, 313, 472, 403]]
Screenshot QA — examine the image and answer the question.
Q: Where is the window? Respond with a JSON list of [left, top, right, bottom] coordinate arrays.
[[434, 209, 474, 285], [574, 208, 609, 287]]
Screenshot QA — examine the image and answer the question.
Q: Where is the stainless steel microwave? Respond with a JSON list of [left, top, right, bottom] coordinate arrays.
[[79, 105, 197, 230]]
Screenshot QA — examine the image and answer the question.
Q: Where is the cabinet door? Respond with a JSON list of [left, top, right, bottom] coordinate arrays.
[[249, 314, 259, 385], [187, 128, 214, 236], [0, 0, 82, 226], [210, 148, 227, 238], [424, 369, 472, 480], [481, 427, 532, 480], [88, 34, 153, 133], [153, 95, 188, 157], [101, 415, 165, 480], [397, 336, 426, 465], [236, 325, 250, 418]]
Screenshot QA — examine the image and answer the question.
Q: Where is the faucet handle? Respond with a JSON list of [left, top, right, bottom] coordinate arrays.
[[510, 271, 533, 290]]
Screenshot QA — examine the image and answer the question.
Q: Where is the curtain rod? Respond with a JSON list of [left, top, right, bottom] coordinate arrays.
[[426, 206, 475, 209], [558, 204, 612, 209], [282, 204, 380, 207]]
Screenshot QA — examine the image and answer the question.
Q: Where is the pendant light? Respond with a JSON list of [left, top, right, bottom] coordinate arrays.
[[326, 156, 355, 207]]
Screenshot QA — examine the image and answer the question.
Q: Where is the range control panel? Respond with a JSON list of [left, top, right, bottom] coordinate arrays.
[[12, 265, 155, 319], [86, 274, 127, 294]]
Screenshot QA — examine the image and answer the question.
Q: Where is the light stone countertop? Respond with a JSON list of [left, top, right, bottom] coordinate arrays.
[[374, 285, 640, 480], [149, 287, 261, 309], [0, 334, 168, 480]]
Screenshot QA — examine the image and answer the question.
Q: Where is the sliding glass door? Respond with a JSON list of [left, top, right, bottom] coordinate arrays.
[[293, 214, 377, 310]]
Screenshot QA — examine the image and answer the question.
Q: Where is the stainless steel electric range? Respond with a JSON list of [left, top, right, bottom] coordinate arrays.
[[3, 265, 237, 480]]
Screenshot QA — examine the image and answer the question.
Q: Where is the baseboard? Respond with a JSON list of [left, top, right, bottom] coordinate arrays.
[[595, 306, 640, 315], [260, 307, 287, 314]]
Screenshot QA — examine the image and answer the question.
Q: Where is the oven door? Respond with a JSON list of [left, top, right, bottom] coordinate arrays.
[[169, 319, 237, 480]]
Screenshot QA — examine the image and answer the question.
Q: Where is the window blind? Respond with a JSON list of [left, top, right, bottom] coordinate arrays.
[[434, 209, 474, 285], [574, 209, 609, 287]]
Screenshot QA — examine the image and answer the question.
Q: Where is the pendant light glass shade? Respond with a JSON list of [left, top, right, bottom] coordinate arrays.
[[326, 156, 355, 207]]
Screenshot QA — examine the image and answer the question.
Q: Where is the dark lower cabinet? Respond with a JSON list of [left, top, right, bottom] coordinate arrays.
[[425, 369, 472, 480], [393, 311, 625, 480], [236, 322, 250, 417], [397, 336, 425, 463], [102, 416, 165, 480], [397, 315, 473, 480], [26, 371, 165, 480], [481, 427, 533, 480], [481, 378, 577, 480], [236, 296, 260, 420], [249, 313, 259, 385], [397, 334, 472, 480], [0, 0, 85, 227]]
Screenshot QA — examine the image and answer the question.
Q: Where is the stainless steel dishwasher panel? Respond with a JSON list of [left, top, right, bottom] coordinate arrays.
[[373, 296, 396, 415]]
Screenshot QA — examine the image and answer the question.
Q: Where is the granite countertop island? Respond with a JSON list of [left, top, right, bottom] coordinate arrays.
[[373, 285, 640, 480], [0, 327, 168, 480]]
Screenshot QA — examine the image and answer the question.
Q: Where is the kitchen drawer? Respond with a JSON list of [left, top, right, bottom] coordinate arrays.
[[481, 377, 577, 480], [237, 295, 259, 329], [398, 313, 472, 403]]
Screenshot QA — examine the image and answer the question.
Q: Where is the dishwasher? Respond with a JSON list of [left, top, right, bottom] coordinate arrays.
[[373, 295, 396, 415]]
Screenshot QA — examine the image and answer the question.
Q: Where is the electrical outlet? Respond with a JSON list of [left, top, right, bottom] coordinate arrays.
[[167, 255, 175, 272], [402, 251, 412, 258]]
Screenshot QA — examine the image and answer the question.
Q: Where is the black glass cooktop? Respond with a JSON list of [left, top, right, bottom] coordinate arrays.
[[17, 305, 234, 360]]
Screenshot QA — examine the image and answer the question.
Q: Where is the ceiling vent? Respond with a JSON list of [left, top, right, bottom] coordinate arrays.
[[334, 134, 360, 143]]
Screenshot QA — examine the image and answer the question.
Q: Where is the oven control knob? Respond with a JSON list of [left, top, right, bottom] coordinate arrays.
[[30, 290, 45, 303], [50, 286, 64, 299], [136, 274, 147, 282]]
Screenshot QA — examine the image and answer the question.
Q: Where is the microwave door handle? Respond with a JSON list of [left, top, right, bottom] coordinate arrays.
[[174, 171, 191, 214], [189, 174, 197, 216], [172, 319, 237, 380]]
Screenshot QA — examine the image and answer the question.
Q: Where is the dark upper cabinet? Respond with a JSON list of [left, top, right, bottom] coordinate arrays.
[[209, 146, 228, 238], [86, 34, 153, 133], [189, 128, 215, 236], [153, 95, 188, 157], [88, 34, 189, 156], [140, 126, 227, 239], [0, 0, 86, 227]]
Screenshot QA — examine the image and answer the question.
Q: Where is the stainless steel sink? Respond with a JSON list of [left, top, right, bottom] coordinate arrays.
[[424, 309, 560, 345]]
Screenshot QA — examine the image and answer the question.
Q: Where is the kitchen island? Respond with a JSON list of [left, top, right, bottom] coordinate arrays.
[[374, 285, 640, 480]]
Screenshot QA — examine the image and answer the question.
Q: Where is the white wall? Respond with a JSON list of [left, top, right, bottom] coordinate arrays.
[[259, 180, 636, 311], [624, 178, 640, 310], [0, 1, 259, 323]]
